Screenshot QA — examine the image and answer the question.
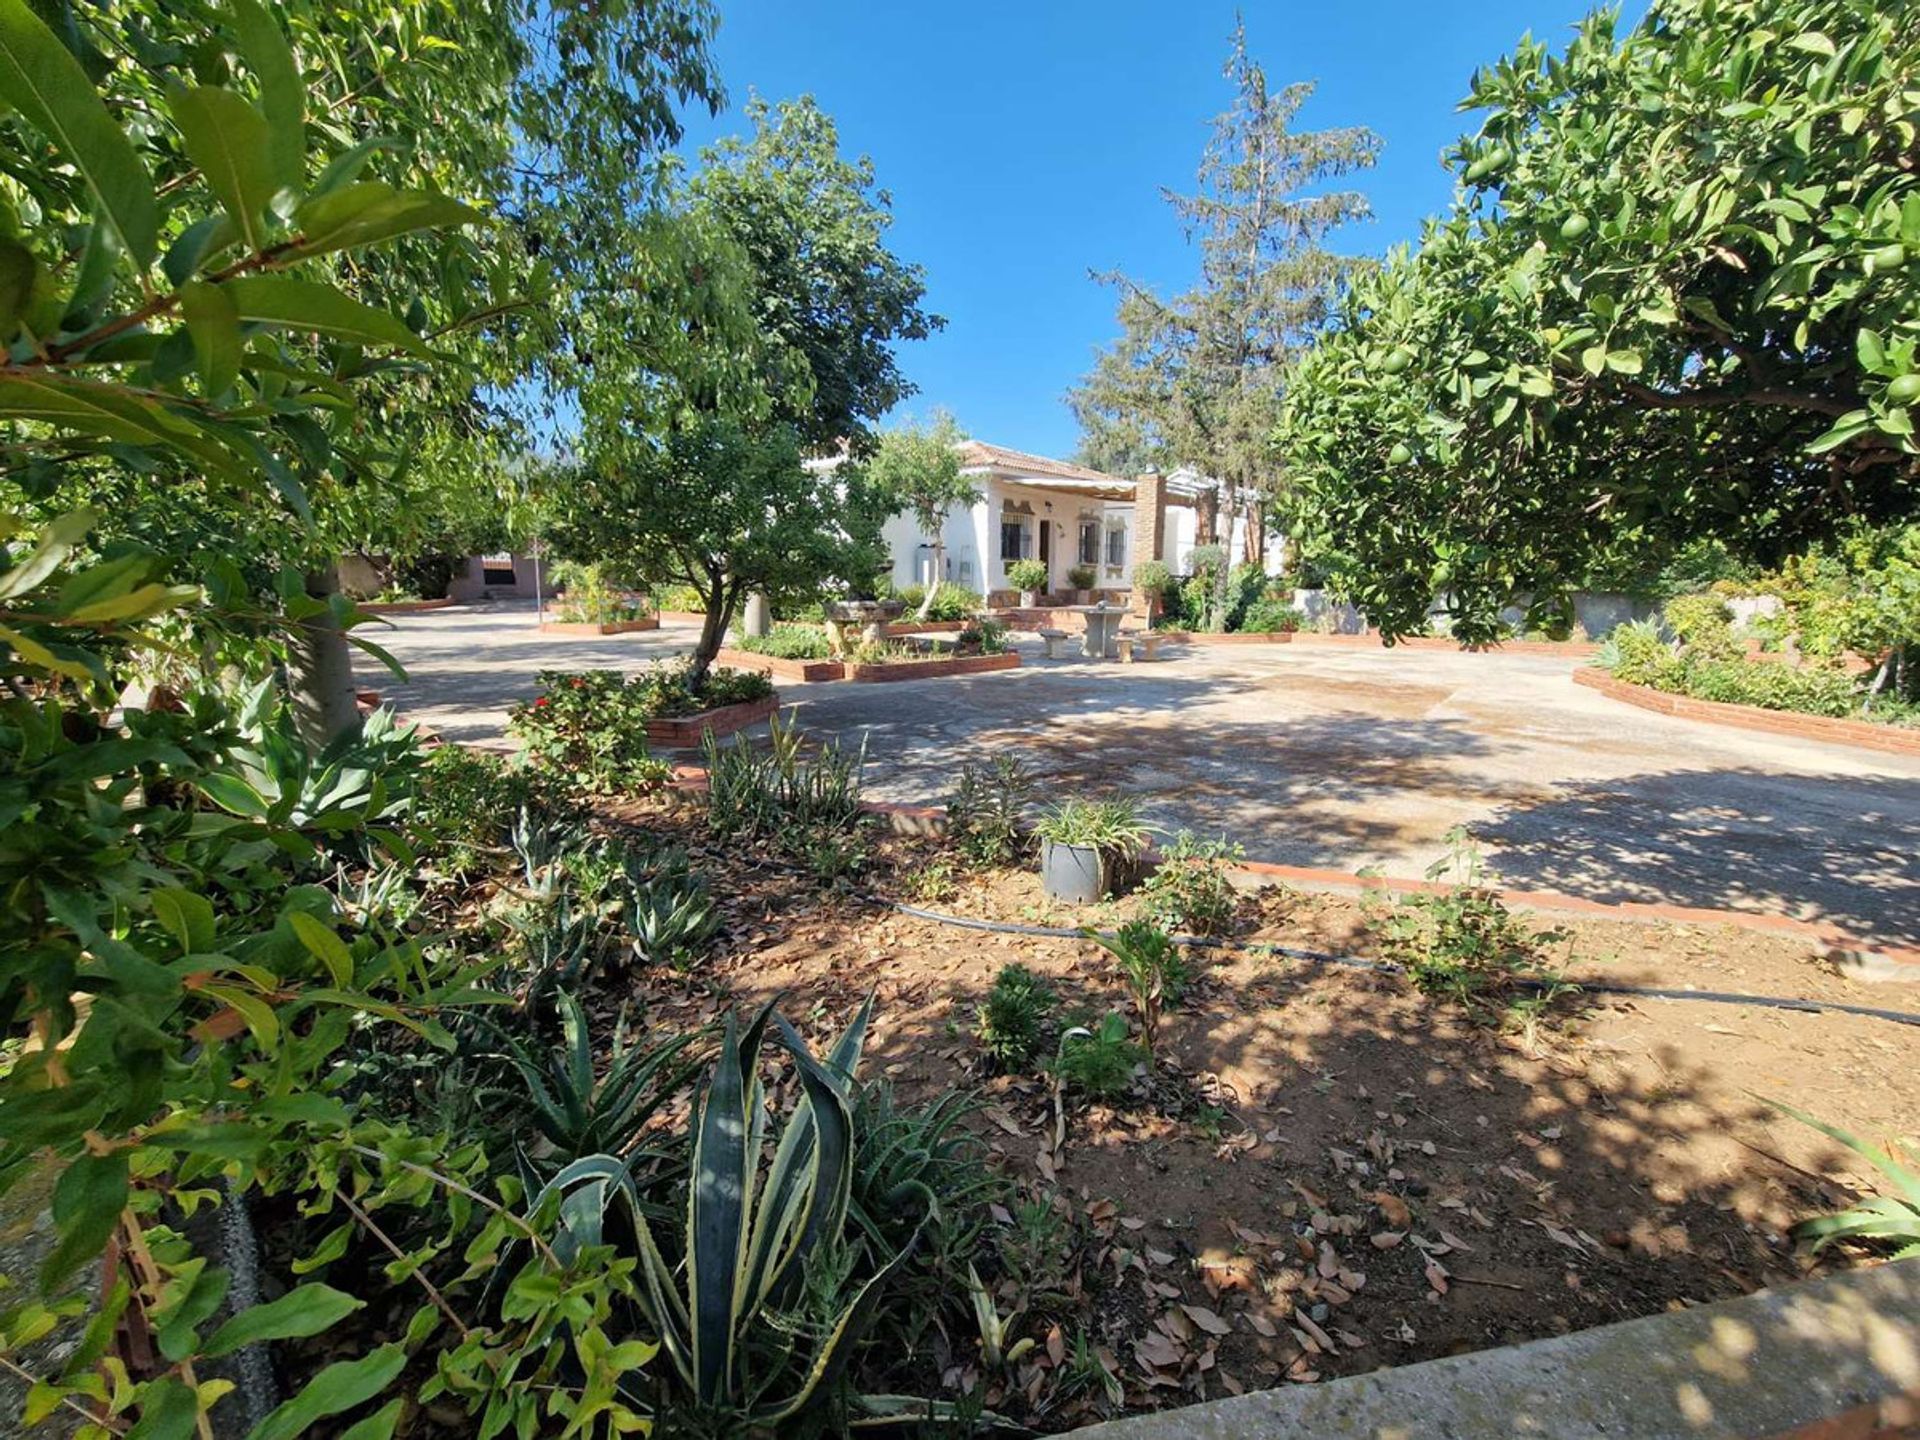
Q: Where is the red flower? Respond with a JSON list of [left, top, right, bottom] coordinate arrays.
[[534, 696, 550, 708]]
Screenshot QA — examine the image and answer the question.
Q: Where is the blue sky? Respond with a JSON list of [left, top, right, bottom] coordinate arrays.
[[677, 1, 1643, 462]]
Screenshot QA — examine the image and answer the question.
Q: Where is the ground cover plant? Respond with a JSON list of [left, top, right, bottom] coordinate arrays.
[[731, 622, 835, 659], [551, 560, 654, 625]]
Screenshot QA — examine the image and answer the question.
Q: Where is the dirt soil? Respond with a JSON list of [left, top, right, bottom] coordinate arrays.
[[594, 798, 1920, 1431]]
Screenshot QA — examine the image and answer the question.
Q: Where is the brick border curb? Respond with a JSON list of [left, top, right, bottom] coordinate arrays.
[[642, 693, 779, 749], [713, 648, 845, 683], [845, 652, 1021, 683], [1154, 630, 1295, 646], [1574, 666, 1920, 757], [537, 616, 661, 637]]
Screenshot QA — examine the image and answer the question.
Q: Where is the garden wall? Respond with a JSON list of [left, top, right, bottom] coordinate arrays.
[[1067, 1259, 1920, 1440], [1289, 589, 1654, 640], [1574, 667, 1920, 756], [845, 653, 1021, 683]]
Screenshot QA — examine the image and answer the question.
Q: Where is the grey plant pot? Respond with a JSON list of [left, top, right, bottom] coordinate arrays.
[[1040, 838, 1108, 904]]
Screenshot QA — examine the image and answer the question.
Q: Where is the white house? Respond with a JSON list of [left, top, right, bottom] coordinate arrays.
[[868, 441, 1280, 603]]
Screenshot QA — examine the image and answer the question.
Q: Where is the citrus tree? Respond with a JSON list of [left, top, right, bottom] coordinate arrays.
[[1279, 0, 1920, 640]]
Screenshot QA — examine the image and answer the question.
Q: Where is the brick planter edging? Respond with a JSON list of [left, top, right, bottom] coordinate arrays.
[[656, 609, 707, 625], [1574, 666, 1920, 757], [358, 596, 455, 615], [1292, 631, 1601, 657], [879, 619, 972, 636], [1154, 630, 1296, 645], [538, 616, 661, 636], [643, 694, 779, 749], [1066, 1260, 1920, 1440], [713, 648, 845, 683], [845, 652, 1022, 683]]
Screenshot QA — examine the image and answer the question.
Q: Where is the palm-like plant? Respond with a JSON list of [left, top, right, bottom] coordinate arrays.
[[1771, 1101, 1920, 1259], [489, 992, 701, 1167]]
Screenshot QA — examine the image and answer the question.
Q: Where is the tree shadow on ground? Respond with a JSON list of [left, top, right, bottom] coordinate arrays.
[[703, 898, 1915, 1426], [1474, 768, 1920, 949]]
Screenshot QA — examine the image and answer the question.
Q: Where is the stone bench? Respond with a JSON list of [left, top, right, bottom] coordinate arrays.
[[1036, 627, 1070, 659], [1116, 631, 1162, 663]]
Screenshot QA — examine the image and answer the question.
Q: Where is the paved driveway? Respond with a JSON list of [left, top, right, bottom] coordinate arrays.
[[357, 602, 1920, 949]]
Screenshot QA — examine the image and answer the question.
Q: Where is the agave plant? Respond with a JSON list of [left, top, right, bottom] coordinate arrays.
[[487, 991, 702, 1168], [626, 867, 722, 970], [537, 995, 924, 1429], [1770, 1101, 1920, 1258]]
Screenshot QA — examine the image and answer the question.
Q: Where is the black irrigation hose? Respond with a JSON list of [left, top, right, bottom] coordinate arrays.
[[889, 902, 1920, 1031]]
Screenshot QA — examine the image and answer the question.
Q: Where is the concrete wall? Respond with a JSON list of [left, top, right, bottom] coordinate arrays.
[[1288, 589, 1656, 639]]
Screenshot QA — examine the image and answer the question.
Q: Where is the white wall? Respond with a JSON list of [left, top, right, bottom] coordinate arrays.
[[880, 495, 986, 594]]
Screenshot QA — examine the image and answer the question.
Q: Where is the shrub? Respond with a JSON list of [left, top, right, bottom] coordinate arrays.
[[957, 617, 1013, 655], [975, 963, 1058, 1071], [1663, 592, 1740, 660], [508, 671, 672, 793], [1035, 796, 1152, 865], [1086, 920, 1188, 1060], [653, 583, 706, 612], [1187, 544, 1227, 577], [1007, 559, 1049, 593], [1599, 617, 1671, 683], [1236, 593, 1304, 634], [394, 551, 458, 600], [1378, 829, 1569, 1022], [412, 744, 572, 872], [1066, 563, 1097, 589], [1053, 1013, 1140, 1100], [630, 658, 775, 715], [1139, 831, 1244, 935], [948, 755, 1034, 867], [732, 623, 833, 659], [1133, 559, 1173, 598], [899, 580, 983, 620], [550, 559, 649, 625], [704, 712, 869, 878]]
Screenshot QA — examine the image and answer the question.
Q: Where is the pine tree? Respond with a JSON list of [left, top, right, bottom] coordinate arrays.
[[1069, 20, 1379, 619]]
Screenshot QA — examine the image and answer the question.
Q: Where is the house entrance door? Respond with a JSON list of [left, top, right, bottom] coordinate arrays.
[[1038, 518, 1051, 574]]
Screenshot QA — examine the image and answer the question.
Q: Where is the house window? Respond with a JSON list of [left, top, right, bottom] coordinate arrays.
[[1106, 524, 1127, 567], [999, 519, 1030, 562], [1077, 520, 1099, 565]]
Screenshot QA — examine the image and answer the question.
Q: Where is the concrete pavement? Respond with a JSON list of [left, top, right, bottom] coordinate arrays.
[[354, 601, 1920, 950]]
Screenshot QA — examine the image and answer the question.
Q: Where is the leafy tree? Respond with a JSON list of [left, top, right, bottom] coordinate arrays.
[[552, 417, 893, 686], [863, 411, 981, 618], [559, 96, 938, 684], [1280, 0, 1920, 641], [1068, 20, 1379, 614]]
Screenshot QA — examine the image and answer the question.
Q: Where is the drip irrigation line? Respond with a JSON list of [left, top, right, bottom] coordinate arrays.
[[889, 902, 1920, 1031]]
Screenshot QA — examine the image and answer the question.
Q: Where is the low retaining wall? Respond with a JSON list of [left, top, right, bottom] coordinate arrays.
[[1574, 667, 1920, 757], [879, 619, 971, 636], [1293, 631, 1600, 658], [643, 694, 779, 749], [538, 616, 660, 637], [1156, 630, 1295, 646], [656, 609, 707, 625], [846, 652, 1021, 683], [1068, 1259, 1920, 1440], [713, 648, 844, 683], [358, 597, 455, 616]]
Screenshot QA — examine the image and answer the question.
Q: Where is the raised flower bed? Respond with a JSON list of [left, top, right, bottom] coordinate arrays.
[[1154, 629, 1296, 646], [713, 648, 846, 683], [1573, 666, 1920, 756], [845, 651, 1021, 683], [538, 614, 660, 636], [359, 595, 456, 615], [645, 692, 780, 748]]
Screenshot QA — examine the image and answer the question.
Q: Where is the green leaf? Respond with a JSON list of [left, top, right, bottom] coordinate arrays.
[[126, 1377, 202, 1440], [0, 0, 157, 266], [219, 276, 432, 356], [0, 375, 245, 477], [292, 184, 483, 261], [65, 580, 199, 624], [287, 911, 353, 987], [336, 1400, 403, 1440], [0, 236, 35, 338], [0, 508, 92, 601], [170, 86, 277, 252], [230, 0, 303, 195], [247, 1345, 405, 1440], [181, 280, 242, 396], [44, 1152, 128, 1289], [204, 1285, 363, 1358], [151, 887, 216, 953], [1857, 328, 1886, 373]]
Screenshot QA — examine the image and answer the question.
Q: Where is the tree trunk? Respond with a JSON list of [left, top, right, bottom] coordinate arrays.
[[916, 539, 943, 620], [687, 580, 740, 694], [288, 564, 362, 747]]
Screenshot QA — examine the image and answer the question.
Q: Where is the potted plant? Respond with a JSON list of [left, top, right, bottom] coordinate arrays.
[[1065, 563, 1097, 603], [1035, 796, 1152, 903], [1007, 558, 1049, 608]]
